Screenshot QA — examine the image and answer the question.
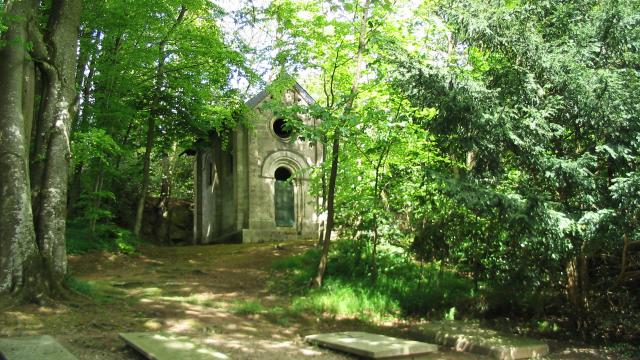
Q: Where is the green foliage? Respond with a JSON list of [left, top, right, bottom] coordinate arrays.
[[384, 0, 640, 342], [57, 0, 639, 348], [63, 277, 125, 303], [68, 0, 253, 243], [291, 278, 400, 322], [271, 246, 321, 292], [274, 240, 475, 321], [66, 223, 139, 255]]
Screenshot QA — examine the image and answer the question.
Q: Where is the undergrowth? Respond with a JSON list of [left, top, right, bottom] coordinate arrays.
[[66, 223, 139, 254], [271, 240, 475, 322]]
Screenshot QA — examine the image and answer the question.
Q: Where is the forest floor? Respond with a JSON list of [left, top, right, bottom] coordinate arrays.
[[0, 240, 625, 359]]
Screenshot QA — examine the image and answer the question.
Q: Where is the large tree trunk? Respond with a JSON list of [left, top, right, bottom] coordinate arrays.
[[0, 0, 46, 302], [32, 0, 82, 289], [311, 0, 371, 288]]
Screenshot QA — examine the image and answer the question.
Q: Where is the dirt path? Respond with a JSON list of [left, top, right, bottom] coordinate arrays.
[[0, 241, 622, 359]]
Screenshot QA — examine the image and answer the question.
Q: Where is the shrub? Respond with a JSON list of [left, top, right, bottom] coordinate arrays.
[[66, 222, 140, 254]]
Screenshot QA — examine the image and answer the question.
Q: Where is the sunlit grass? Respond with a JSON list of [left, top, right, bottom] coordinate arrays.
[[231, 299, 264, 315], [271, 240, 476, 323], [291, 279, 400, 322]]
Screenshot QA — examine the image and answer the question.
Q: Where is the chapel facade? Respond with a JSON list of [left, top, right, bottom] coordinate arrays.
[[193, 81, 322, 243]]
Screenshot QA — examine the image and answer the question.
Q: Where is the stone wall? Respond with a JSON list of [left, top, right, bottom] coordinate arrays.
[[142, 197, 194, 244]]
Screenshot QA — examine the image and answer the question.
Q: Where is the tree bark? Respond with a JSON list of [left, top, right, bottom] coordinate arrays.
[[370, 144, 390, 283], [0, 0, 46, 302], [311, 0, 371, 288], [33, 0, 82, 288], [158, 151, 172, 244], [566, 241, 589, 339]]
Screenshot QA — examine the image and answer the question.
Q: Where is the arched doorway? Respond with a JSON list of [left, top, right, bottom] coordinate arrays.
[[274, 167, 294, 227]]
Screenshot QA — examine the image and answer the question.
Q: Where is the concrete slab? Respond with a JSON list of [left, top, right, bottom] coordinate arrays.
[[0, 335, 77, 360], [414, 322, 548, 360], [119, 332, 229, 360], [305, 331, 438, 359]]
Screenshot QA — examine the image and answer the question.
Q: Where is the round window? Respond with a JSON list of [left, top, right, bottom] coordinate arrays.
[[272, 118, 292, 139], [274, 167, 292, 181]]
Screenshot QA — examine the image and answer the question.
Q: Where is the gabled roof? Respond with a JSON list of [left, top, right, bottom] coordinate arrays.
[[245, 80, 315, 108]]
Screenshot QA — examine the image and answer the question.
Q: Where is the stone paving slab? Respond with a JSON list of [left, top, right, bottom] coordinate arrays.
[[119, 332, 229, 360], [305, 331, 438, 359], [413, 322, 548, 360], [0, 335, 77, 360]]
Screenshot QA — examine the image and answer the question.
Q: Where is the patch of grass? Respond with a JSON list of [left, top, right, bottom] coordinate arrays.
[[265, 306, 291, 326], [231, 299, 264, 315], [271, 247, 321, 293], [271, 240, 476, 322], [64, 276, 127, 303], [291, 279, 400, 322], [65, 276, 93, 296]]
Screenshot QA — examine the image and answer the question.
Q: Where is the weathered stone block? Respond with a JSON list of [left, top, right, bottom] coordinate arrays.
[[414, 321, 548, 360], [305, 331, 438, 359]]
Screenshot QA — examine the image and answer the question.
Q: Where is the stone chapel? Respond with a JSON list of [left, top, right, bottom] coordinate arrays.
[[192, 81, 323, 244]]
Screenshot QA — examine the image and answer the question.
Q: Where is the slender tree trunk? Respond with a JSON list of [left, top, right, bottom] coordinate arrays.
[[311, 0, 371, 288], [0, 0, 46, 302], [370, 147, 389, 283], [158, 152, 171, 244], [566, 241, 589, 339], [316, 167, 326, 246], [89, 168, 104, 236], [614, 233, 630, 287], [64, 15, 96, 219], [133, 115, 156, 237], [134, 6, 187, 238]]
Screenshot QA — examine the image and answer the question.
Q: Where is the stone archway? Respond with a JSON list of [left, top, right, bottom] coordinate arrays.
[[261, 151, 309, 230], [260, 150, 309, 179]]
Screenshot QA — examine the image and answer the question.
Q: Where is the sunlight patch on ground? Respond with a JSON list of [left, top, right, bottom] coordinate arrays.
[[36, 306, 68, 315], [184, 308, 231, 319], [132, 287, 163, 297], [1, 311, 44, 333], [144, 319, 163, 330], [166, 318, 203, 332], [159, 292, 220, 307], [202, 335, 337, 358], [224, 323, 258, 332]]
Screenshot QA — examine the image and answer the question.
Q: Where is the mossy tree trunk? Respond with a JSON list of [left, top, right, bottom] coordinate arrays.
[[0, 0, 47, 302], [0, 0, 82, 302]]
